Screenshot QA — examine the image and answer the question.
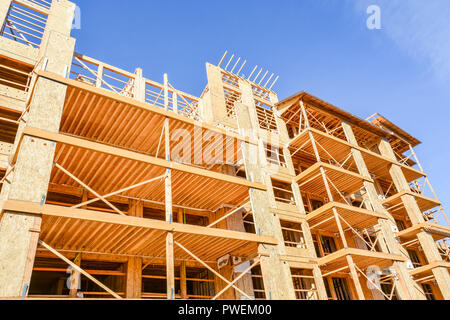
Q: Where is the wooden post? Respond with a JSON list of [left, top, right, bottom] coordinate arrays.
[[235, 102, 296, 300], [180, 261, 187, 300], [125, 200, 143, 299], [163, 74, 175, 299], [213, 207, 236, 300], [277, 107, 328, 300], [177, 208, 187, 299], [125, 257, 142, 299], [0, 0, 76, 298], [0, 0, 11, 29], [96, 65, 104, 89], [69, 254, 81, 298], [134, 67, 145, 102], [204, 63, 228, 123]]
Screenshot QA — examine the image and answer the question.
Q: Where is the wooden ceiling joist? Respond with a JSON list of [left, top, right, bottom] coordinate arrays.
[[290, 128, 425, 183], [38, 69, 256, 146], [1, 200, 277, 263], [409, 261, 450, 280], [19, 126, 265, 211], [396, 222, 450, 242], [382, 191, 441, 216], [295, 162, 370, 197], [318, 248, 406, 275], [306, 202, 387, 233]]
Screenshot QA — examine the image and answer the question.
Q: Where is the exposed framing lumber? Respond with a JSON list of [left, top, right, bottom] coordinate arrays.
[[53, 162, 126, 216], [38, 240, 122, 299], [1, 200, 278, 245], [174, 240, 253, 300], [37, 70, 257, 145], [207, 202, 248, 228], [19, 126, 266, 191], [212, 258, 260, 300], [72, 174, 166, 209]]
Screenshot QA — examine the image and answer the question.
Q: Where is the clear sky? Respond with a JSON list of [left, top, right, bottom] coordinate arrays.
[[72, 0, 450, 211]]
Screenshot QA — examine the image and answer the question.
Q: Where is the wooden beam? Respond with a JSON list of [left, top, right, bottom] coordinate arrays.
[[212, 258, 260, 300], [174, 240, 253, 300], [37, 70, 257, 145], [38, 240, 122, 299], [1, 200, 278, 245], [20, 126, 267, 191]]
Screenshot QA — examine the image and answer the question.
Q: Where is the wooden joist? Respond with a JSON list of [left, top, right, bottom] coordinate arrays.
[[383, 191, 441, 216], [289, 128, 425, 182], [396, 222, 450, 242], [17, 126, 265, 211], [306, 202, 387, 233], [1, 200, 277, 262], [295, 162, 371, 196], [318, 248, 407, 274]]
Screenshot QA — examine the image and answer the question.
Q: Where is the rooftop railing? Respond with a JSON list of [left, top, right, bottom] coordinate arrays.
[[0, 0, 50, 49], [70, 52, 200, 121]]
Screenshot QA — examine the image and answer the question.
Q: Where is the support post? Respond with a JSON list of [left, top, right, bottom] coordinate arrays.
[[69, 254, 81, 298], [203, 63, 228, 123], [125, 200, 143, 299], [235, 101, 296, 300], [164, 77, 175, 299], [276, 101, 328, 300], [177, 208, 187, 299], [0, 0, 11, 29], [0, 0, 76, 298]]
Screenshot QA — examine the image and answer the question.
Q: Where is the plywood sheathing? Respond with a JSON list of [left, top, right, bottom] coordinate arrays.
[[0, 0, 76, 298]]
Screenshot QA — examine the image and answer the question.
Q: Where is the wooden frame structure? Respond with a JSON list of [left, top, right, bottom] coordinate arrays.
[[0, 0, 448, 300]]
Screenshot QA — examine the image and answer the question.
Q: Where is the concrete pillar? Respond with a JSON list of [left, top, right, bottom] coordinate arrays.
[[0, 0, 76, 298]]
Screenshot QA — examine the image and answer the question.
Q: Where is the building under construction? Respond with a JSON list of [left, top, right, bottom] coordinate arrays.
[[0, 0, 449, 300]]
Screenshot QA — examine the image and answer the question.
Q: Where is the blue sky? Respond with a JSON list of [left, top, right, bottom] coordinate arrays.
[[72, 0, 450, 211]]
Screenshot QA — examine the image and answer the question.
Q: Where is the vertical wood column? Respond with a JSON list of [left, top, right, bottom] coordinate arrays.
[[203, 64, 227, 123], [133, 67, 145, 102], [177, 208, 188, 299], [0, 0, 76, 298], [378, 138, 450, 299], [125, 200, 143, 299], [0, 0, 11, 29], [164, 74, 175, 300], [274, 97, 328, 300], [341, 121, 424, 300], [212, 207, 236, 300], [235, 102, 295, 300], [69, 254, 81, 298], [125, 257, 142, 299], [239, 80, 260, 132]]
